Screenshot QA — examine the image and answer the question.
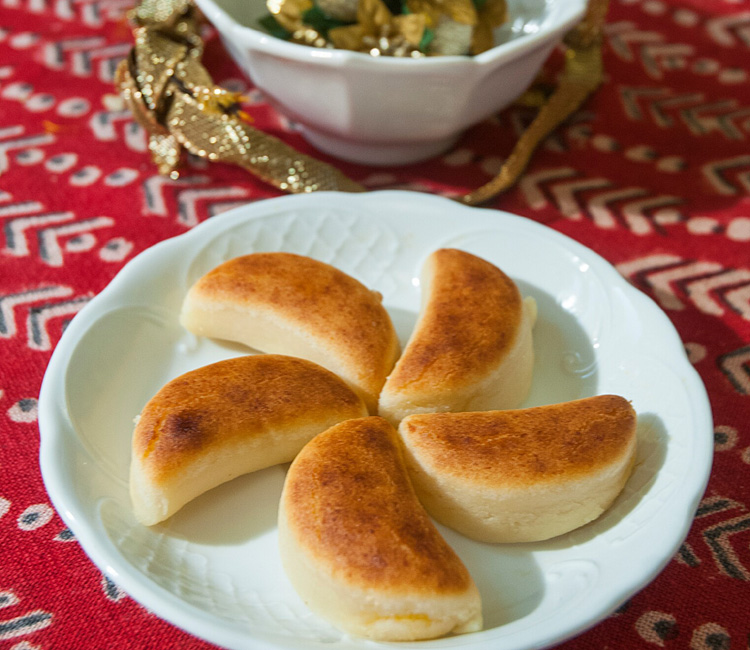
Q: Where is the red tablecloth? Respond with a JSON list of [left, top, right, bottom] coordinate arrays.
[[2, 0, 749, 647]]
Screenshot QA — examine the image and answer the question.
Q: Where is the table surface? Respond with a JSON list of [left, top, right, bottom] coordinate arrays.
[[2, 0, 749, 648]]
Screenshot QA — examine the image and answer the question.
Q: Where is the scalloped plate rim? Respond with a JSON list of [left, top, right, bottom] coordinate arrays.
[[38, 190, 713, 650]]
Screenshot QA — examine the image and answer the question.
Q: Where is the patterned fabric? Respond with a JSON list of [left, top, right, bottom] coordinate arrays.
[[1, 0, 748, 647]]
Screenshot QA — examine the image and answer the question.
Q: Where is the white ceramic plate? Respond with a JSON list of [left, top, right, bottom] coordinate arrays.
[[39, 191, 713, 650]]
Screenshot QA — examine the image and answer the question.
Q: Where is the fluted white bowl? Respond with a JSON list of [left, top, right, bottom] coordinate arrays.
[[193, 0, 587, 165]]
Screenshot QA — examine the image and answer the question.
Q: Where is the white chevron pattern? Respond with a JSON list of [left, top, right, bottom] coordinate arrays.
[[177, 187, 251, 227], [706, 12, 750, 47], [703, 156, 750, 195], [618, 255, 750, 318], [37, 217, 114, 266], [3, 212, 75, 256], [719, 346, 750, 395], [519, 167, 683, 234], [141, 174, 211, 217], [27, 295, 89, 350], [0, 126, 55, 174], [0, 286, 74, 338]]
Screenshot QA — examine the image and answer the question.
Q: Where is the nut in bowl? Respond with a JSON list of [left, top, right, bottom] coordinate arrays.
[[193, 0, 587, 165]]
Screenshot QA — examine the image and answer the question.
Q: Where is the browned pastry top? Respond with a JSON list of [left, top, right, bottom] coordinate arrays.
[[283, 416, 474, 595], [133, 354, 366, 483], [385, 248, 523, 394], [400, 395, 637, 487], [187, 252, 399, 379]]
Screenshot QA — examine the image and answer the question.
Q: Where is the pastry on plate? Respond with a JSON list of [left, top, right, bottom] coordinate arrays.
[[398, 395, 637, 543], [379, 248, 536, 425], [278, 416, 482, 641], [130, 354, 368, 526], [180, 252, 400, 413]]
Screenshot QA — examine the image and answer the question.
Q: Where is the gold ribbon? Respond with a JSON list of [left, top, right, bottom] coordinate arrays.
[[117, 0, 365, 193], [117, 0, 607, 204], [459, 0, 609, 205]]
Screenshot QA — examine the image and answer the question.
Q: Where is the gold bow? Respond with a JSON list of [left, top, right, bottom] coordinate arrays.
[[117, 0, 608, 205], [116, 0, 365, 194]]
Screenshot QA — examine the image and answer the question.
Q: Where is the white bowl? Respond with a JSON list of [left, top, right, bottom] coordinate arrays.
[[194, 0, 587, 165]]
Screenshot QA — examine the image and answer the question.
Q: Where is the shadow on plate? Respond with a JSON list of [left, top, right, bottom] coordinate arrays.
[[515, 281, 598, 407], [441, 523, 544, 630], [522, 411, 669, 552], [163, 464, 287, 545]]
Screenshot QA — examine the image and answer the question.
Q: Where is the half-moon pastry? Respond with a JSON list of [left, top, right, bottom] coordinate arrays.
[[278, 416, 482, 641], [379, 248, 536, 425], [180, 252, 400, 413], [130, 354, 368, 526], [398, 395, 637, 543]]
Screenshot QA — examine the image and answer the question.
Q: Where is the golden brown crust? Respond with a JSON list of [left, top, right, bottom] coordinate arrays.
[[283, 416, 474, 595], [133, 354, 367, 484], [400, 395, 637, 487], [186, 252, 399, 387], [385, 248, 523, 394]]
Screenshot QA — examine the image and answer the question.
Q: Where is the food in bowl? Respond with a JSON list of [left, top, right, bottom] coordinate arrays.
[[259, 0, 509, 57]]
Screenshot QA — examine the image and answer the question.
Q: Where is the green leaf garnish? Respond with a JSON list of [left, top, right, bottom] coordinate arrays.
[[303, 5, 349, 36], [258, 14, 292, 40], [418, 26, 434, 52]]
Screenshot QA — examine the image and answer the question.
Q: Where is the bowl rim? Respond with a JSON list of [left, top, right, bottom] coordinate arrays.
[[196, 0, 588, 70]]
